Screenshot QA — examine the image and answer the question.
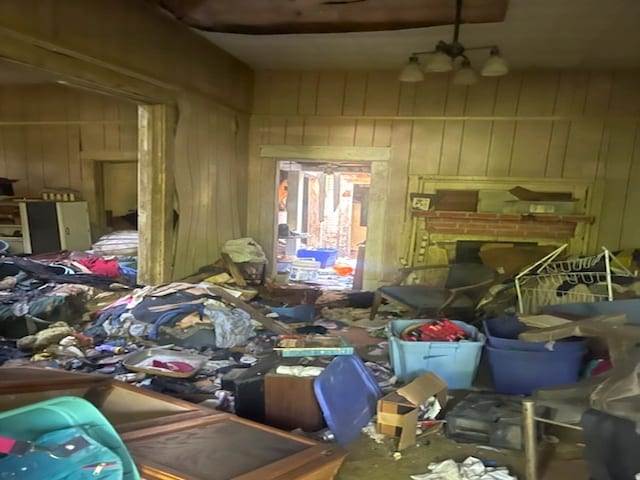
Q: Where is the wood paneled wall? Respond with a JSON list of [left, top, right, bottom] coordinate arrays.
[[0, 1, 255, 281], [0, 84, 137, 197], [172, 96, 248, 279], [250, 70, 640, 283]]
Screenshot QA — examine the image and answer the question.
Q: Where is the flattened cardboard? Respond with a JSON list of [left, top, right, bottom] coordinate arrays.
[[377, 372, 447, 450]]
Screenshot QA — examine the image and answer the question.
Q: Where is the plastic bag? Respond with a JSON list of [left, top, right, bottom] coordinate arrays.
[[222, 238, 266, 263]]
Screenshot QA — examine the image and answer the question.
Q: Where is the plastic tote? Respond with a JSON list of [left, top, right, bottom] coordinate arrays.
[[0, 396, 140, 480], [314, 355, 381, 445], [485, 344, 586, 395], [387, 319, 485, 388], [483, 316, 586, 352]]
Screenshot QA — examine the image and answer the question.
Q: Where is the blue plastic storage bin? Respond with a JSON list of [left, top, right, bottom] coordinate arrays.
[[483, 316, 586, 352], [387, 319, 485, 388], [485, 344, 586, 395], [296, 248, 338, 268], [314, 355, 381, 445]]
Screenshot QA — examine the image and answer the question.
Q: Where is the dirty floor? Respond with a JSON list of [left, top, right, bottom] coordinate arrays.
[[335, 431, 587, 479]]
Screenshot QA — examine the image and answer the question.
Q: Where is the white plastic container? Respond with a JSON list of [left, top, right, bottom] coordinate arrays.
[[289, 258, 320, 282]]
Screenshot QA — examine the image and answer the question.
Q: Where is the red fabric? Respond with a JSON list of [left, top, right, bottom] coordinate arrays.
[[403, 319, 469, 342], [0, 436, 17, 454], [152, 360, 194, 373], [591, 358, 613, 376], [78, 258, 120, 278]]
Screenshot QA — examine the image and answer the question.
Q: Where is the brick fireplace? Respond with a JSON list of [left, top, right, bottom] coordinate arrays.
[[416, 210, 594, 240]]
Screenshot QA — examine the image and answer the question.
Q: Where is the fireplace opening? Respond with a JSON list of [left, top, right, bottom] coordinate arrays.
[[455, 240, 538, 264]]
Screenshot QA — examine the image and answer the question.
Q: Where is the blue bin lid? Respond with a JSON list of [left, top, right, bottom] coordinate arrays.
[[314, 355, 381, 445]]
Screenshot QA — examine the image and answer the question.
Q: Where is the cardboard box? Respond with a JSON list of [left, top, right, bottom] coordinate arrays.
[[376, 372, 448, 450]]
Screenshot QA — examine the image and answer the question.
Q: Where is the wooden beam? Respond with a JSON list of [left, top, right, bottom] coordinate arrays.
[[138, 104, 175, 284], [260, 145, 391, 161]]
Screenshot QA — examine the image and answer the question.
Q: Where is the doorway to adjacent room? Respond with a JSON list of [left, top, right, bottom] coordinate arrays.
[[274, 160, 371, 291]]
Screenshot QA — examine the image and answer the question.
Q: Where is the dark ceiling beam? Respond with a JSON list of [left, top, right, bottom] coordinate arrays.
[[148, 0, 508, 35]]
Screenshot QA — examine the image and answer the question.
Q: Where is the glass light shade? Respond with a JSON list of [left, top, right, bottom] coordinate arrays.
[[424, 51, 453, 72], [398, 57, 424, 82], [452, 63, 478, 85], [481, 52, 509, 77]]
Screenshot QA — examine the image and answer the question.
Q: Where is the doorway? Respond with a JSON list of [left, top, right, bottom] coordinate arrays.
[[275, 160, 371, 290], [103, 161, 138, 230]]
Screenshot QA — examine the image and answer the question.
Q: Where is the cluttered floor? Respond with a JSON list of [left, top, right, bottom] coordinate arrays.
[[0, 240, 638, 479]]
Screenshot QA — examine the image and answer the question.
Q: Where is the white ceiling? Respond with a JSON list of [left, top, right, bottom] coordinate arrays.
[[197, 0, 640, 70]]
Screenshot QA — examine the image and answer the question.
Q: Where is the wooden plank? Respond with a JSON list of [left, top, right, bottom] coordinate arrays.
[[298, 72, 319, 115], [493, 73, 522, 116], [596, 120, 636, 248], [509, 121, 552, 177], [372, 120, 392, 147], [80, 150, 138, 161], [354, 119, 375, 146], [562, 120, 605, 179], [608, 71, 640, 115], [328, 118, 356, 146], [544, 121, 571, 178], [269, 72, 300, 115], [486, 121, 515, 177], [260, 145, 391, 161], [444, 85, 468, 115], [383, 121, 412, 280], [619, 122, 640, 248], [362, 161, 389, 289], [41, 125, 70, 189], [2, 127, 27, 196], [221, 252, 247, 287], [516, 71, 559, 116], [584, 72, 613, 115], [364, 71, 400, 116], [397, 83, 416, 115], [465, 78, 499, 115], [458, 120, 492, 176], [438, 121, 464, 175], [302, 117, 329, 145], [409, 120, 444, 175], [138, 104, 174, 284], [316, 72, 345, 116], [25, 126, 44, 196], [252, 71, 272, 114], [413, 74, 449, 115], [284, 117, 304, 145], [268, 117, 287, 145], [103, 97, 121, 151], [554, 71, 588, 116], [342, 71, 367, 115]]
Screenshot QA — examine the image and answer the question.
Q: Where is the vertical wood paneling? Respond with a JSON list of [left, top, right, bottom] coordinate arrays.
[[563, 120, 604, 179], [458, 120, 492, 176], [413, 75, 449, 115], [509, 121, 552, 177], [597, 121, 636, 248], [251, 68, 640, 285], [364, 72, 400, 116], [517, 71, 559, 116], [545, 121, 571, 177], [342, 72, 367, 115], [439, 121, 464, 175], [269, 72, 300, 115], [303, 117, 330, 145], [316, 72, 345, 116], [619, 123, 640, 248], [354, 119, 375, 146], [554, 71, 588, 115], [409, 120, 443, 175], [328, 118, 356, 146], [298, 72, 319, 115], [285, 117, 304, 145]]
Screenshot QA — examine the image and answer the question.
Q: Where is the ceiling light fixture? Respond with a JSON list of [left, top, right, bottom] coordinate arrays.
[[398, 0, 508, 84]]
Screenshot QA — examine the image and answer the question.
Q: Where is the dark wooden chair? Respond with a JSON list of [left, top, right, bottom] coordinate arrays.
[[369, 263, 497, 321]]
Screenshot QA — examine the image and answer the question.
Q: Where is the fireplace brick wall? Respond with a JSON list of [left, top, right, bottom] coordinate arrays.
[[415, 210, 594, 240]]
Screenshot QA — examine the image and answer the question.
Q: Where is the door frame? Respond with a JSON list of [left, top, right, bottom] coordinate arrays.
[[259, 145, 391, 290]]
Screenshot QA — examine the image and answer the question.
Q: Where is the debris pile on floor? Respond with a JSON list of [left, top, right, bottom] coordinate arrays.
[[1, 240, 640, 480]]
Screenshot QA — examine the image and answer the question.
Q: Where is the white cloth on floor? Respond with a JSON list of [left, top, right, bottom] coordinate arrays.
[[410, 456, 516, 480]]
